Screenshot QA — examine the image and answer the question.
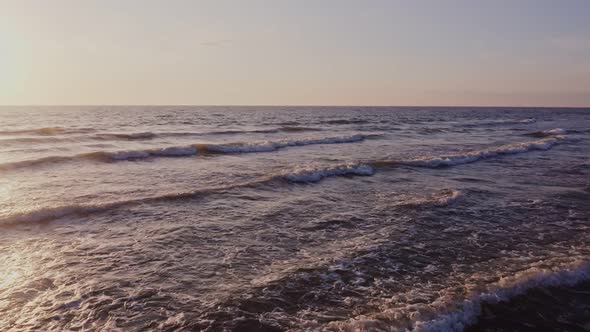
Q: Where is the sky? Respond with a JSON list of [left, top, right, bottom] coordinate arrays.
[[0, 0, 589, 106]]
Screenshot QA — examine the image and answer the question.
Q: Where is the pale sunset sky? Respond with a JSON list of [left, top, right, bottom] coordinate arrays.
[[1, 0, 589, 106]]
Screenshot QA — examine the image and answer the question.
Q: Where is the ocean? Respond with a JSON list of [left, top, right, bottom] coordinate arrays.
[[0, 106, 589, 331]]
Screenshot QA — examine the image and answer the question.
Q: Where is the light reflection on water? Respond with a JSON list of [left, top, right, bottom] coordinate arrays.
[[0, 106, 589, 331]]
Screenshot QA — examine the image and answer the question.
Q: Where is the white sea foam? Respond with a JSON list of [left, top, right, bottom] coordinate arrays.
[[92, 126, 322, 141], [460, 118, 536, 128], [0, 133, 575, 225], [413, 261, 590, 332], [201, 134, 365, 153], [385, 189, 463, 209], [283, 163, 375, 183], [401, 136, 566, 168], [108, 135, 365, 159], [542, 128, 567, 135], [427, 189, 462, 207], [0, 187, 231, 226], [0, 135, 367, 170], [0, 163, 376, 225], [330, 260, 590, 332], [108, 146, 199, 160], [525, 128, 568, 138]]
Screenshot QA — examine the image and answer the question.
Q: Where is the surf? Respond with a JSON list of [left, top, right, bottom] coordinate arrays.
[[0, 134, 367, 171]]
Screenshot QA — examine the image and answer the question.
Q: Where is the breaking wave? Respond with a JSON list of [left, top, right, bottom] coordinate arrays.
[[524, 128, 567, 138], [0, 127, 323, 144], [283, 163, 375, 183], [0, 162, 373, 226], [413, 261, 590, 332], [327, 259, 590, 332], [399, 135, 568, 168], [395, 189, 463, 208], [89, 126, 322, 140], [0, 178, 279, 227], [0, 129, 576, 174], [0, 132, 576, 225], [0, 147, 200, 171], [154, 126, 321, 137], [457, 118, 535, 128], [0, 135, 366, 171], [0, 162, 458, 227], [108, 146, 199, 160], [199, 134, 365, 153]]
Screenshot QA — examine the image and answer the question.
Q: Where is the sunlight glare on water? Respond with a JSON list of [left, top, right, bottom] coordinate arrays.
[[0, 106, 589, 331]]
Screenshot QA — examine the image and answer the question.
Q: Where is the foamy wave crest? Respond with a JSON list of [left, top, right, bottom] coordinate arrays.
[[459, 118, 536, 128], [283, 163, 375, 183], [101, 129, 275, 138], [194, 126, 321, 135], [432, 189, 462, 206], [329, 259, 590, 332], [513, 118, 535, 124], [524, 128, 567, 138], [0, 135, 366, 171], [413, 261, 590, 332], [0, 179, 267, 226], [397, 189, 462, 208], [1, 126, 325, 144], [0, 147, 199, 171], [104, 126, 321, 139], [108, 146, 199, 160], [200, 135, 365, 153], [134, 135, 363, 156], [543, 128, 567, 135], [0, 163, 378, 225], [400, 136, 567, 168]]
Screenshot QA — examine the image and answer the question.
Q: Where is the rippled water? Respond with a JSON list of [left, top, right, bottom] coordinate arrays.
[[1, 106, 589, 331]]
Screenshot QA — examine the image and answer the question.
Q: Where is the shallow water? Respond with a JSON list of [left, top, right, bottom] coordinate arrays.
[[0, 106, 589, 331]]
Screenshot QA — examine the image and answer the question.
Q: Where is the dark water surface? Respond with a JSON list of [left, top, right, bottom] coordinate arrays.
[[0, 106, 589, 331]]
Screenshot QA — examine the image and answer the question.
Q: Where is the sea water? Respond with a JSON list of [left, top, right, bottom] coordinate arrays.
[[0, 106, 589, 331]]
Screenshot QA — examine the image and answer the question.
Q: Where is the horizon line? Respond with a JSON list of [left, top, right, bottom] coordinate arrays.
[[1, 104, 589, 109]]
